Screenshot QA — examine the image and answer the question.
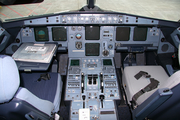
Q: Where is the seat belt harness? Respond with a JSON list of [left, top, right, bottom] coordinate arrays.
[[134, 71, 151, 80], [132, 71, 159, 106]]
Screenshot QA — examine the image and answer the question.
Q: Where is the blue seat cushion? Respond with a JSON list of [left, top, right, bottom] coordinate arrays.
[[20, 72, 58, 103]]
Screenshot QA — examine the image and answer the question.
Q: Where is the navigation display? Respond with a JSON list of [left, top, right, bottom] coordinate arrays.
[[52, 27, 67, 41], [34, 27, 49, 41], [85, 26, 100, 40], [133, 27, 147, 41], [116, 27, 130, 41], [85, 43, 100, 56]]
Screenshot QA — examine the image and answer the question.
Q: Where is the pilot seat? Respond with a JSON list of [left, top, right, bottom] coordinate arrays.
[[0, 55, 63, 120], [122, 65, 180, 120]]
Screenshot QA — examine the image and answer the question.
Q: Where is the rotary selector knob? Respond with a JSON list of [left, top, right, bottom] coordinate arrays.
[[71, 26, 76, 31], [102, 50, 109, 56], [75, 42, 82, 49], [77, 26, 82, 31]]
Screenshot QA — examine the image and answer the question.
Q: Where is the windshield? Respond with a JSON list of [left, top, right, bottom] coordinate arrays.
[[0, 0, 179, 22]]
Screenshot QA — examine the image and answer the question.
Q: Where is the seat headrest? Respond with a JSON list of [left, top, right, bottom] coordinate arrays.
[[161, 70, 180, 89], [0, 55, 20, 103]]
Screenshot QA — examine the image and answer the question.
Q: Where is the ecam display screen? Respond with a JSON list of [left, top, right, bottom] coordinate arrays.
[[85, 43, 100, 56], [85, 26, 100, 40], [103, 59, 112, 66], [70, 59, 79, 66]]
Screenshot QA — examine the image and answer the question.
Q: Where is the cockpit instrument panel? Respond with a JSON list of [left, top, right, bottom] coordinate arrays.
[[5, 13, 175, 56], [3, 12, 178, 120]]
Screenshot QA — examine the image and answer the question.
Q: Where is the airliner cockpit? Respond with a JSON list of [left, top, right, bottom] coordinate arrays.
[[0, 0, 180, 120]]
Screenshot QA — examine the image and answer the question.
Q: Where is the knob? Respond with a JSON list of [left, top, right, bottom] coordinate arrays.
[[75, 42, 82, 49], [102, 50, 109, 56]]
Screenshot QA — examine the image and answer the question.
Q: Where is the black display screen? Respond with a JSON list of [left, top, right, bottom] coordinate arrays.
[[34, 27, 49, 41], [133, 27, 147, 41], [103, 59, 112, 66], [85, 26, 100, 40], [116, 27, 130, 41], [70, 59, 79, 66], [52, 27, 67, 41], [85, 43, 100, 56]]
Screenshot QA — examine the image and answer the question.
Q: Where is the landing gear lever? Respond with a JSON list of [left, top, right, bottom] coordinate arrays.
[[99, 95, 104, 108]]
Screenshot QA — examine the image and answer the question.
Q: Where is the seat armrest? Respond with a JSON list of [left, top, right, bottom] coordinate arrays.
[[133, 88, 172, 120], [15, 87, 54, 116]]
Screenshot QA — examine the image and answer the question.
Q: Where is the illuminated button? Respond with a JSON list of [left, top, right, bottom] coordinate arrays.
[[85, 17, 89, 21], [102, 17, 106, 21], [88, 60, 90, 62], [73, 17, 77, 20], [92, 59, 94, 62], [84, 60, 86, 62], [96, 59, 98, 62], [81, 17, 84, 20], [108, 17, 112, 20], [67, 17, 71, 20], [113, 17, 117, 21]]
